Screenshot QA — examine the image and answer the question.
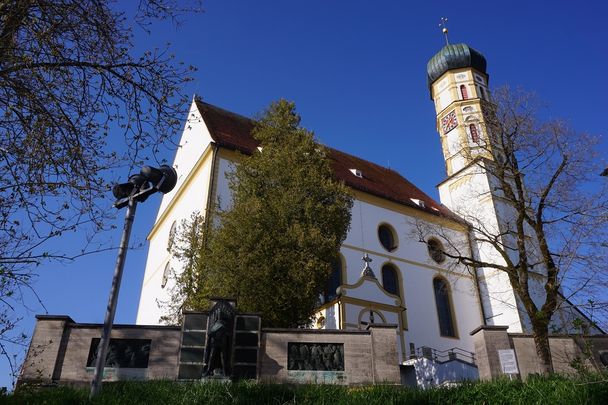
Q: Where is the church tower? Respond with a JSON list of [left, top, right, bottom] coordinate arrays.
[[427, 43, 526, 332], [427, 43, 491, 176]]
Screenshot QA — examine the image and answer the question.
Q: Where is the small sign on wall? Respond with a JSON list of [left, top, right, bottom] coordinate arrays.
[[498, 349, 519, 374]]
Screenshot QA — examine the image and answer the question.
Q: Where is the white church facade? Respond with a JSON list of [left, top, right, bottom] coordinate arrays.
[[135, 43, 597, 365]]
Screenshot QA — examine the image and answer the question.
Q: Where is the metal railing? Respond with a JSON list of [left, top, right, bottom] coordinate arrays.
[[409, 346, 476, 365]]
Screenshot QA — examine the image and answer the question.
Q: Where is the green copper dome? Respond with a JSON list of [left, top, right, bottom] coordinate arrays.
[[427, 43, 487, 89]]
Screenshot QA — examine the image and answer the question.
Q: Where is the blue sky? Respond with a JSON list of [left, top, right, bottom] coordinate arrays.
[[2, 0, 607, 387]]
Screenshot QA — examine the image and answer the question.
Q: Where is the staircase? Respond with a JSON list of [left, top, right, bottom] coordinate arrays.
[[401, 346, 478, 388]]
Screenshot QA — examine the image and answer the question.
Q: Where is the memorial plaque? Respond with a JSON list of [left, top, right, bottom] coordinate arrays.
[[232, 314, 261, 380], [178, 364, 204, 380], [184, 314, 208, 331], [178, 312, 209, 380], [288, 343, 344, 371], [233, 365, 257, 379], [87, 338, 151, 368], [234, 348, 258, 364], [180, 347, 205, 363], [236, 316, 260, 331], [235, 333, 258, 347]]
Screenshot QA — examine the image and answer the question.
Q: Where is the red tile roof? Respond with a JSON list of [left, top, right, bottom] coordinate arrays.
[[195, 100, 458, 220]]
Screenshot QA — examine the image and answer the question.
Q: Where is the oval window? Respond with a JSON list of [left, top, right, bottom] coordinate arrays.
[[378, 224, 397, 252], [161, 262, 171, 288], [167, 221, 177, 252], [427, 239, 445, 263]]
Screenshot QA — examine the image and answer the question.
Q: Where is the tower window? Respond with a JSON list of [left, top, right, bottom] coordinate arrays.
[[381, 264, 400, 298], [323, 256, 342, 303], [378, 224, 397, 252], [460, 85, 468, 100], [470, 124, 480, 143], [433, 277, 456, 337]]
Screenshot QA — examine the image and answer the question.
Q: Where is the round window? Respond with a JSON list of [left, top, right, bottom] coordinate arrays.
[[427, 239, 445, 263], [378, 224, 397, 252]]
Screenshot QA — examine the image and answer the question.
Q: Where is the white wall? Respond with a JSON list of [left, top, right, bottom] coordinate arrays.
[[438, 163, 524, 332], [136, 101, 215, 325], [341, 197, 483, 356]]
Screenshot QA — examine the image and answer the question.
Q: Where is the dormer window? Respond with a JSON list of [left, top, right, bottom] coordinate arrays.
[[349, 168, 363, 178], [410, 198, 426, 208]]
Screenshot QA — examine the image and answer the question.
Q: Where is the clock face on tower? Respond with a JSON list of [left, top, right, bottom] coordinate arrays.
[[441, 110, 458, 134]]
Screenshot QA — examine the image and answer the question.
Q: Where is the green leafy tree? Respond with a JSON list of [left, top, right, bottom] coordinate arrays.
[[168, 100, 352, 327]]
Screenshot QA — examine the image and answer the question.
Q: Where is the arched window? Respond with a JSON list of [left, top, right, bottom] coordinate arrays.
[[469, 124, 479, 143], [161, 262, 171, 289], [324, 257, 342, 303], [433, 277, 456, 337], [460, 85, 468, 100], [381, 264, 400, 298]]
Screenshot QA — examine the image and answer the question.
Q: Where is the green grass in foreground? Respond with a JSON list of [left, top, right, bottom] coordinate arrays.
[[2, 374, 608, 405]]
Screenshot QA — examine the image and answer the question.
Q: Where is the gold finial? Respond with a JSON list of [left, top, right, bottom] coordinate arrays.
[[439, 17, 449, 46]]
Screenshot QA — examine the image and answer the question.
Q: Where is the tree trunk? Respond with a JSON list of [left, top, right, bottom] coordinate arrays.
[[531, 321, 554, 374]]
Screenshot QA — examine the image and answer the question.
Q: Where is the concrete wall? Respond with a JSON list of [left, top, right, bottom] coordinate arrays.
[[471, 325, 608, 380], [19, 317, 400, 387]]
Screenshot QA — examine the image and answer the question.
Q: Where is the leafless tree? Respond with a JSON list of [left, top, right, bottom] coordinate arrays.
[[416, 87, 608, 374], [0, 0, 201, 377]]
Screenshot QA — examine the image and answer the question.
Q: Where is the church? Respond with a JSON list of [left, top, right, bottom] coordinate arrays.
[[20, 42, 606, 388], [135, 42, 595, 361]]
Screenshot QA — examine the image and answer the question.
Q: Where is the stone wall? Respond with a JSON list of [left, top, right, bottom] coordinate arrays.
[[19, 316, 182, 387], [260, 324, 399, 385], [471, 325, 608, 380], [18, 316, 400, 387]]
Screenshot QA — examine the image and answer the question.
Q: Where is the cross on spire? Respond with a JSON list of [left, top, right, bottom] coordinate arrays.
[[439, 17, 449, 46]]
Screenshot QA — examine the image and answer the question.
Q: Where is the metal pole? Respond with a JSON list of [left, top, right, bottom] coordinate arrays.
[[90, 197, 137, 398]]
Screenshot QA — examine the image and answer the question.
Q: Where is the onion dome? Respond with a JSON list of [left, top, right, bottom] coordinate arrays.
[[427, 43, 487, 91]]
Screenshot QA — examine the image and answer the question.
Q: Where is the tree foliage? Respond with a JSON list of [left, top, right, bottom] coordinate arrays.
[[417, 87, 608, 373], [167, 100, 353, 327], [0, 0, 200, 378]]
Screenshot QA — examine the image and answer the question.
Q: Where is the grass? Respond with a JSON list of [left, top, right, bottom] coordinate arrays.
[[2, 374, 608, 405]]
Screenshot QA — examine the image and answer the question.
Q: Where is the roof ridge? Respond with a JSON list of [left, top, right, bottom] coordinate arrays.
[[195, 99, 255, 124], [194, 100, 458, 220], [197, 101, 414, 178]]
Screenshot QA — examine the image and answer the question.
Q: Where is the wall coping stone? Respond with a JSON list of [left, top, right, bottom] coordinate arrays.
[[70, 323, 181, 330], [509, 333, 607, 339], [366, 323, 398, 330], [263, 328, 369, 335], [35, 315, 75, 322], [470, 325, 509, 335]]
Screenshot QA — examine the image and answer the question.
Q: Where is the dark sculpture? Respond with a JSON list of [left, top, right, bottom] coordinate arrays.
[[203, 300, 236, 377], [287, 343, 344, 371]]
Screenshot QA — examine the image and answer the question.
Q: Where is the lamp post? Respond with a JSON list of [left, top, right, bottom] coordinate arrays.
[[90, 165, 177, 398]]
